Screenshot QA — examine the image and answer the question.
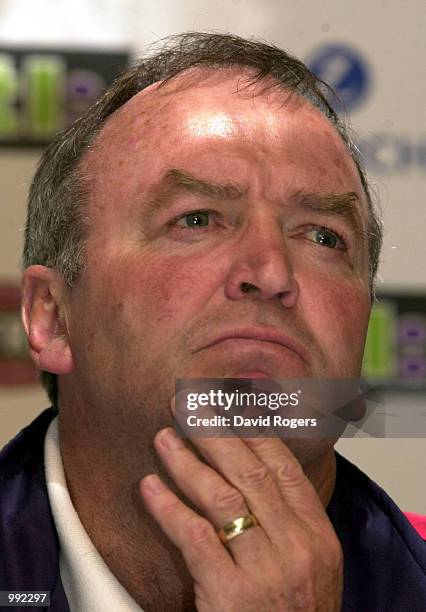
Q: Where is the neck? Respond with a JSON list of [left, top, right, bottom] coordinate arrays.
[[58, 411, 336, 612], [58, 407, 197, 612], [305, 446, 337, 507]]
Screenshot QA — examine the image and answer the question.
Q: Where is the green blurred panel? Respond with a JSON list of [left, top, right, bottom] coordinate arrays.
[[0, 54, 18, 137], [23, 55, 66, 139], [362, 301, 397, 377], [0, 47, 129, 146]]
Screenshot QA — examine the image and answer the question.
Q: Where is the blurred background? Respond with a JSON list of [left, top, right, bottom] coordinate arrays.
[[0, 0, 425, 511]]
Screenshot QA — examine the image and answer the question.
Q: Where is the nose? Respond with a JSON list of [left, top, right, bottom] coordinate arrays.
[[224, 217, 299, 307]]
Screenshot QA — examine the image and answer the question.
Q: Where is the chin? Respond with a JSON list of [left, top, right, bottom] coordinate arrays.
[[285, 438, 338, 469]]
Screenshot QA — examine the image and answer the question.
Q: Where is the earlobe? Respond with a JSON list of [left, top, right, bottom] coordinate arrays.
[[21, 265, 75, 375]]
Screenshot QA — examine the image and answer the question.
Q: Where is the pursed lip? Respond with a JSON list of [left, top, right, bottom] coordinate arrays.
[[196, 326, 308, 364]]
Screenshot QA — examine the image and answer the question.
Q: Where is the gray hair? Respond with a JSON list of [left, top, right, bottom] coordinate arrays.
[[23, 32, 383, 409]]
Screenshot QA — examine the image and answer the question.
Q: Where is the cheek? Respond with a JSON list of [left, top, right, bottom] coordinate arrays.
[[302, 274, 371, 362], [108, 252, 221, 330]]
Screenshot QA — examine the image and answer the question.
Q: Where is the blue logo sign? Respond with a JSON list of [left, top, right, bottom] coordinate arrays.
[[307, 44, 371, 113]]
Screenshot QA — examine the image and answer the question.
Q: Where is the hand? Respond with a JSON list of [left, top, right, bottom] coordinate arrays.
[[140, 420, 343, 611]]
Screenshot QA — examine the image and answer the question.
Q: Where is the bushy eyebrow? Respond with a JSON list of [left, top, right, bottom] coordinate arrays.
[[142, 168, 366, 240], [143, 168, 245, 222], [291, 190, 366, 240]]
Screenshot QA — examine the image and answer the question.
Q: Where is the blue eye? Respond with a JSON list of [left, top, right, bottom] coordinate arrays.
[[181, 211, 210, 227], [311, 228, 341, 249]]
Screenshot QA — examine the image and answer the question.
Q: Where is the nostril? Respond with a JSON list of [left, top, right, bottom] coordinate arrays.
[[241, 282, 258, 293]]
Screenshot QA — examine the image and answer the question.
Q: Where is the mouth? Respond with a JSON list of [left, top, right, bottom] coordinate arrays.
[[198, 326, 308, 364], [229, 370, 271, 378]]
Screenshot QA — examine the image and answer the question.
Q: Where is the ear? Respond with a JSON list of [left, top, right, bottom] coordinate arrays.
[[21, 265, 75, 375]]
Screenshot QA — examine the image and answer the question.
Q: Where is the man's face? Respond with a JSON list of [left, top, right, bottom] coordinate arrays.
[[64, 70, 371, 443]]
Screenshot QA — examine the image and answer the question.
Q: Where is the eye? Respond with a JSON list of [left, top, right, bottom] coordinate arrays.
[[181, 211, 210, 227], [170, 210, 214, 229], [308, 226, 345, 249]]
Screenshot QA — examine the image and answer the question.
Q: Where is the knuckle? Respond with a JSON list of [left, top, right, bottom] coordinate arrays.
[[237, 463, 271, 489], [160, 499, 181, 515], [276, 459, 305, 486], [245, 437, 270, 450], [294, 541, 315, 571], [286, 534, 316, 574], [322, 534, 344, 569], [212, 484, 246, 513], [185, 515, 215, 545]]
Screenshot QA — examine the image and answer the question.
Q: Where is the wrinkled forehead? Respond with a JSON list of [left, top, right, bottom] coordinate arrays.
[[88, 68, 334, 154], [103, 66, 302, 125], [82, 67, 365, 207]]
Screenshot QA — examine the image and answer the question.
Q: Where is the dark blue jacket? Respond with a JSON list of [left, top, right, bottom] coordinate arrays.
[[1, 408, 425, 611]]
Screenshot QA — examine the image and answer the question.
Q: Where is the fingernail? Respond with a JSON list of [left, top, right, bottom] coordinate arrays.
[[143, 474, 166, 495], [159, 428, 184, 451]]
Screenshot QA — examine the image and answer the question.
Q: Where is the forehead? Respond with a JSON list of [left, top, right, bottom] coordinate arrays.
[[83, 68, 366, 217]]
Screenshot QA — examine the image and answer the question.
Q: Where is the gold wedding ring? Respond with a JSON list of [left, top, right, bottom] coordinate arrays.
[[217, 513, 259, 544]]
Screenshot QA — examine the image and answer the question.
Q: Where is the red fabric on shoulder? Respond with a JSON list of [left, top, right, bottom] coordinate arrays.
[[404, 512, 426, 539]]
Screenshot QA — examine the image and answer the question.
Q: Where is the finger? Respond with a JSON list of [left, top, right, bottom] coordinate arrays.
[[243, 437, 338, 536], [173, 398, 324, 546], [154, 427, 270, 565], [176, 429, 303, 546], [139, 472, 235, 586], [177, 384, 327, 524], [173, 393, 295, 523]]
